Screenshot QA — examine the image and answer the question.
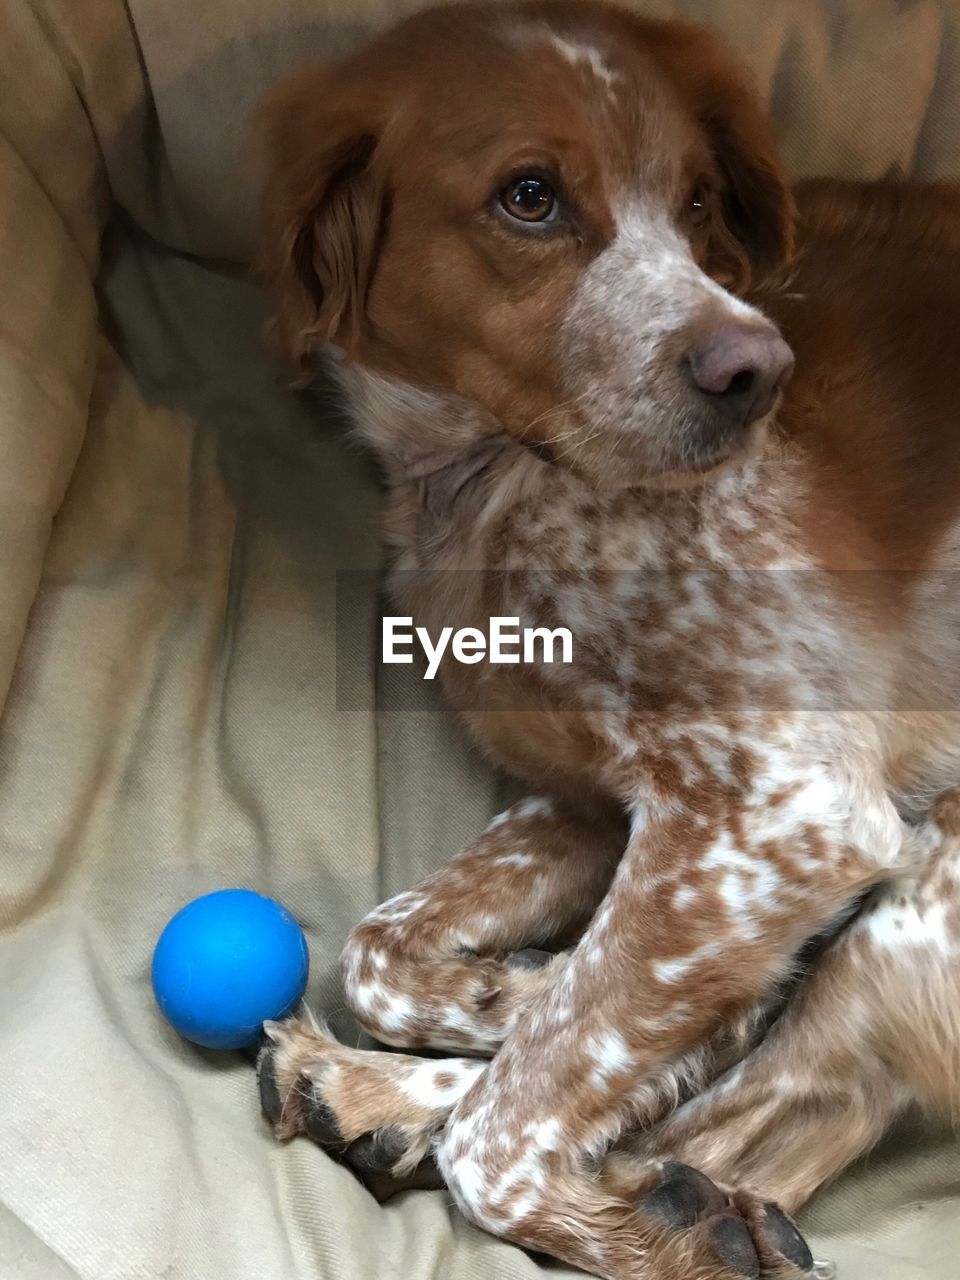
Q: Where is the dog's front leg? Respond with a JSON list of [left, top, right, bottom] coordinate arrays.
[[436, 764, 903, 1279], [258, 794, 625, 1197], [340, 794, 625, 1054], [605, 789, 960, 1234]]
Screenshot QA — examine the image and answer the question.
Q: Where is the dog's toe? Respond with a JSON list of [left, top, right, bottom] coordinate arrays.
[[255, 1019, 353, 1144], [257, 1046, 283, 1124], [343, 1125, 409, 1175], [708, 1216, 760, 1278], [637, 1164, 817, 1279], [760, 1202, 814, 1271], [640, 1161, 729, 1230], [303, 1091, 345, 1149]]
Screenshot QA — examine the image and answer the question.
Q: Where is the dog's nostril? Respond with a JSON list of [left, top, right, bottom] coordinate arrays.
[[723, 368, 755, 399]]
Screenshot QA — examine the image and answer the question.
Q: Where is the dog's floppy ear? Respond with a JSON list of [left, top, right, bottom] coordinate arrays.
[[647, 20, 795, 290], [256, 61, 388, 367]]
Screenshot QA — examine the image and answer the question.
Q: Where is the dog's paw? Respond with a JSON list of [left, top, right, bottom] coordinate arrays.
[[638, 1163, 821, 1278], [339, 942, 564, 1055], [257, 1016, 480, 1193]]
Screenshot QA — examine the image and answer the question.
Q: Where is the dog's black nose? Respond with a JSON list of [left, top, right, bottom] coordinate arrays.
[[686, 324, 794, 426]]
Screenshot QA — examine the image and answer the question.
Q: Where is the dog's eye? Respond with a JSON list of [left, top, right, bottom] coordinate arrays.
[[688, 184, 711, 229], [500, 177, 557, 223]]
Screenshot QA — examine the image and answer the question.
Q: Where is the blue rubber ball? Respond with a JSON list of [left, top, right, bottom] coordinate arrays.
[[152, 889, 309, 1050]]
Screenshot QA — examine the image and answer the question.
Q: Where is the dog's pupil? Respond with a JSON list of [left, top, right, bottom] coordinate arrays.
[[509, 178, 552, 218]]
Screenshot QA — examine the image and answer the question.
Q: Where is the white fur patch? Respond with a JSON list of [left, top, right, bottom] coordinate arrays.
[[586, 1029, 634, 1085], [492, 851, 536, 869], [374, 991, 416, 1032], [673, 884, 698, 909], [558, 202, 767, 480], [485, 796, 554, 833], [548, 35, 621, 92], [653, 940, 724, 984], [400, 1059, 484, 1108], [866, 896, 954, 956]]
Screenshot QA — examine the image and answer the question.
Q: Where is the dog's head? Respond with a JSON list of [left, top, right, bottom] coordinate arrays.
[[258, 0, 795, 489]]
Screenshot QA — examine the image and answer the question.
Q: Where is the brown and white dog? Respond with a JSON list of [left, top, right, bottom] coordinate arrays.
[[254, 3, 960, 1277]]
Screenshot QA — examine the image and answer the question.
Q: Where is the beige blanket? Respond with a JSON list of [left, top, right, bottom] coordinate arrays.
[[1, 1, 959, 1277]]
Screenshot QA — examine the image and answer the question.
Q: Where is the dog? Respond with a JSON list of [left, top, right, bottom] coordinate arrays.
[[253, 3, 960, 1276]]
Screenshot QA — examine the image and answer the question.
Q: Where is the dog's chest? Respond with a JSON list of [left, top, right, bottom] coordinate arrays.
[[486, 459, 855, 718], [396, 447, 960, 808]]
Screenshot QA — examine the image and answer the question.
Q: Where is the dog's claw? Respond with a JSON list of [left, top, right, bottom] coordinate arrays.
[[477, 983, 502, 1009]]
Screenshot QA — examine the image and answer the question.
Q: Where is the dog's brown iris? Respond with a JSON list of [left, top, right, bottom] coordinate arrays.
[[500, 176, 557, 222]]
